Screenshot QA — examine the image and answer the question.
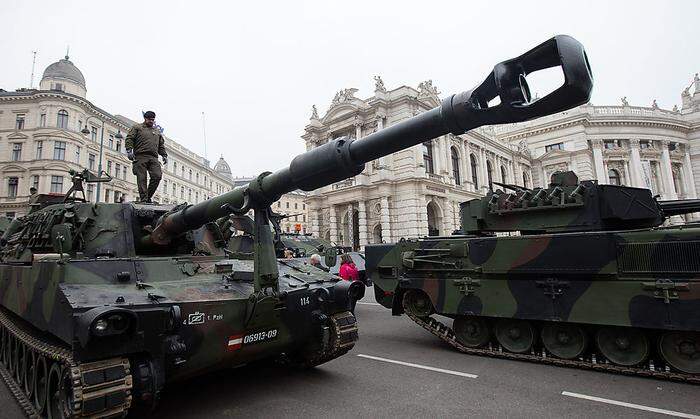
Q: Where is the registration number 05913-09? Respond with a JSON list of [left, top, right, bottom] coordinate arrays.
[[243, 329, 278, 344]]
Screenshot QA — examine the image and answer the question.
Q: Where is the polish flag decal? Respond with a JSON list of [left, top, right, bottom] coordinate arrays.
[[227, 334, 243, 351]]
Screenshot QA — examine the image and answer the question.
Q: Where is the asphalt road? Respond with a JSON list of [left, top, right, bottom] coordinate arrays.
[[1, 293, 698, 418]]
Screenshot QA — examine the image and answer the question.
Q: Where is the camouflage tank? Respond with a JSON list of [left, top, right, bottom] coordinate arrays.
[[0, 34, 592, 418], [368, 171, 700, 382]]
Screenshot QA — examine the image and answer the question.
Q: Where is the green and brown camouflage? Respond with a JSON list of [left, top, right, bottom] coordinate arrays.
[[0, 34, 594, 417], [367, 171, 700, 376]]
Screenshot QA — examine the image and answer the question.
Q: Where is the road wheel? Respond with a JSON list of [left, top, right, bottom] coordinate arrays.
[[596, 327, 648, 366], [494, 319, 535, 354], [8, 335, 17, 377], [658, 331, 700, 374], [15, 341, 25, 388], [48, 364, 74, 419], [403, 290, 434, 318], [453, 316, 491, 348], [541, 323, 587, 359], [23, 349, 35, 399], [33, 355, 48, 415]]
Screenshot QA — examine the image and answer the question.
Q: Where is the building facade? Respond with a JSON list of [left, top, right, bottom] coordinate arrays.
[[0, 55, 234, 217], [303, 75, 700, 250]]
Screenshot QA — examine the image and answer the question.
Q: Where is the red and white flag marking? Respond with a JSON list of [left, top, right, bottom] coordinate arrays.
[[227, 334, 243, 351]]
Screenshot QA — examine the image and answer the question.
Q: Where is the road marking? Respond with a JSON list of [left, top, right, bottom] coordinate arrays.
[[356, 302, 382, 306], [357, 354, 478, 378], [562, 391, 700, 418]]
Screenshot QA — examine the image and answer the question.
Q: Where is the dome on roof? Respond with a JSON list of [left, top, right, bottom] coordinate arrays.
[[42, 55, 86, 87], [214, 156, 232, 179]]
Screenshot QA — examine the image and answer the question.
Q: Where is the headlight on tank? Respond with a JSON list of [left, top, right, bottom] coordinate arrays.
[[77, 307, 138, 346]]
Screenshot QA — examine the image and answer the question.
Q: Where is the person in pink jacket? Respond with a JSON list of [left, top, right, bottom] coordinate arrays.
[[338, 254, 359, 282]]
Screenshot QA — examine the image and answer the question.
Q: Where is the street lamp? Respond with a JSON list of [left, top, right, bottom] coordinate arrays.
[[81, 117, 123, 202]]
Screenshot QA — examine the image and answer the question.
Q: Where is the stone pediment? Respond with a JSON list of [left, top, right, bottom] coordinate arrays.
[[322, 102, 361, 123], [539, 148, 572, 160], [6, 132, 29, 140], [1, 164, 27, 173], [44, 162, 72, 171]]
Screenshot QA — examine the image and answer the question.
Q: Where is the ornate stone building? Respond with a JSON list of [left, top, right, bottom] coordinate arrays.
[[0, 55, 234, 217], [303, 78, 532, 250], [303, 74, 700, 250]]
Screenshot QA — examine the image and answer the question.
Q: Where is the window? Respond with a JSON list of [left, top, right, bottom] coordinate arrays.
[[87, 184, 94, 201], [57, 110, 69, 129], [8, 177, 18, 198], [172, 183, 177, 196], [277, 202, 281, 208], [180, 186, 184, 199], [608, 169, 621, 185], [15, 114, 25, 130], [78, 120, 82, 131], [294, 203, 298, 210], [669, 142, 678, 152], [523, 172, 529, 188], [545, 142, 564, 152], [113, 191, 120, 203], [189, 169, 192, 180], [286, 202, 290, 209], [53, 141, 66, 160], [422, 142, 434, 174], [54, 83, 63, 91], [181, 166, 185, 178], [107, 161, 113, 175], [116, 140, 122, 152], [173, 162, 177, 174], [105, 189, 110, 203], [501, 166, 508, 184], [303, 215, 306, 222], [640, 140, 651, 149], [115, 163, 121, 178], [451, 147, 460, 185], [470, 154, 478, 188], [196, 173, 199, 184], [109, 134, 114, 149], [6, 212, 15, 219], [74, 146, 81, 163], [35, 141, 43, 159], [11, 143, 22, 161], [604, 140, 620, 149], [32, 175, 39, 190], [88, 153, 96, 170], [91, 126, 98, 142], [188, 189, 192, 201], [195, 191, 199, 202], [50, 176, 63, 193], [486, 160, 493, 189], [39, 113, 46, 127], [163, 179, 168, 194], [302, 204, 305, 210], [122, 166, 127, 180], [204, 175, 207, 185]]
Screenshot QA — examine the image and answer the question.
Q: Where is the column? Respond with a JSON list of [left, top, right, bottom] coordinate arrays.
[[541, 165, 548, 187], [479, 147, 488, 193], [462, 140, 473, 191], [628, 139, 645, 187], [347, 203, 354, 249], [660, 140, 678, 200], [415, 144, 426, 176], [592, 139, 606, 184], [329, 205, 339, 244], [444, 199, 455, 234], [683, 148, 698, 198], [376, 116, 387, 169], [380, 197, 391, 243], [311, 208, 320, 237], [357, 200, 368, 249]]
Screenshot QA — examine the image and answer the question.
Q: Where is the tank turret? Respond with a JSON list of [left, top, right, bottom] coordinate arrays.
[[461, 171, 700, 235]]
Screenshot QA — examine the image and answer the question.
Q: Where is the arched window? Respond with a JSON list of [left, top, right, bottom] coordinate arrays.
[[523, 171, 530, 188], [486, 160, 494, 190], [451, 147, 460, 185], [500, 166, 508, 184], [57, 110, 69, 129], [608, 169, 621, 185], [422, 142, 434, 174], [470, 154, 478, 188]]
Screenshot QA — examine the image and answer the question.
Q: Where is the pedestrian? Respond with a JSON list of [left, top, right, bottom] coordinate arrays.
[[284, 248, 294, 259], [125, 111, 168, 203], [309, 253, 329, 272], [338, 253, 359, 282]]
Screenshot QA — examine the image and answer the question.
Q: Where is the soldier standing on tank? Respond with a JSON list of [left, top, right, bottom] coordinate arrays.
[[125, 111, 168, 203]]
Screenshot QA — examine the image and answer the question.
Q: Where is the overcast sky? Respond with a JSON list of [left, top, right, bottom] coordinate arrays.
[[2, 0, 698, 176]]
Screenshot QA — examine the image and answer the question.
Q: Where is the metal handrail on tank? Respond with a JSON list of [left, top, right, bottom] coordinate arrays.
[[147, 35, 593, 247]]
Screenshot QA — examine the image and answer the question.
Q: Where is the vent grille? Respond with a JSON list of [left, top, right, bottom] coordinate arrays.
[[618, 241, 700, 273]]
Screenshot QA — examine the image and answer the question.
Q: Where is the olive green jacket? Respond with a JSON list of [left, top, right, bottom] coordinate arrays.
[[125, 123, 167, 158]]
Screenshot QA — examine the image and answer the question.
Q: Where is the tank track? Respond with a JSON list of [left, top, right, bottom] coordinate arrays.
[[401, 297, 700, 385], [297, 311, 359, 368], [0, 308, 133, 418]]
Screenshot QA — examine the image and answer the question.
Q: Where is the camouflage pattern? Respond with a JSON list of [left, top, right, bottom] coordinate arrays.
[[367, 172, 700, 375], [0, 35, 596, 416]]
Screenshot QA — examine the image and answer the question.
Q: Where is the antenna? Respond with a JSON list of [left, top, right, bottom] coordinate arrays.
[[29, 51, 37, 88], [201, 111, 208, 160]]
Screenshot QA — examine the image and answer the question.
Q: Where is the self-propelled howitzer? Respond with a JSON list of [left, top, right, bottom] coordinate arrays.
[[0, 35, 592, 418]]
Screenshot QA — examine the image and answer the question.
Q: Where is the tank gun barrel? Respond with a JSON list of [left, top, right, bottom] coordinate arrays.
[[658, 199, 700, 217], [149, 35, 593, 245]]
